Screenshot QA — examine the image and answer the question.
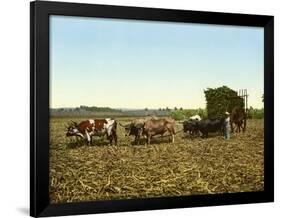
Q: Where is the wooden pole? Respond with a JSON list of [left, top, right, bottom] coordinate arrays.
[[244, 89, 246, 111], [246, 89, 247, 111], [241, 89, 243, 110]]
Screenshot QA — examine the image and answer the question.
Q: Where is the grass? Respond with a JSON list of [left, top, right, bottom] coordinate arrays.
[[49, 117, 264, 203]]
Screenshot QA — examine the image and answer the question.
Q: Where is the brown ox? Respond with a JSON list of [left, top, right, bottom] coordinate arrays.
[[143, 117, 176, 144], [120, 116, 159, 144], [230, 106, 247, 133]]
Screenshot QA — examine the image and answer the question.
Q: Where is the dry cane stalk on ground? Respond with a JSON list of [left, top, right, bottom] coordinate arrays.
[[49, 118, 264, 203]]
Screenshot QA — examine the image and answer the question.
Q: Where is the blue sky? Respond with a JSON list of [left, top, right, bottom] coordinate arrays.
[[50, 15, 264, 109]]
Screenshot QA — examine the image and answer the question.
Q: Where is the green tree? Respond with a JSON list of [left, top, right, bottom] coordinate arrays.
[[248, 106, 264, 119]]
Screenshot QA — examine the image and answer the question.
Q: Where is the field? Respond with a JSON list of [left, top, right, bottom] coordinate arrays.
[[49, 117, 264, 204]]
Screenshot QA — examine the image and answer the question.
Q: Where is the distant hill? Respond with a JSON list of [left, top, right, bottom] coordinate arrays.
[[50, 105, 122, 117], [50, 105, 170, 117]]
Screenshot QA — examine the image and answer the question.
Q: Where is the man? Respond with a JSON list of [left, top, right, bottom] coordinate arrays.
[[224, 112, 231, 140]]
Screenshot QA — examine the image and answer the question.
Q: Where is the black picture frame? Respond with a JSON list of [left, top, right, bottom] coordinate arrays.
[[30, 1, 274, 217]]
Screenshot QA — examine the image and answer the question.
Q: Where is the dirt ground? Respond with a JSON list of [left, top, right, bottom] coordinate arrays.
[[49, 118, 264, 203]]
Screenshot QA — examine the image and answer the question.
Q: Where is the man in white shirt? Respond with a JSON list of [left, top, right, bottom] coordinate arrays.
[[224, 112, 231, 140]]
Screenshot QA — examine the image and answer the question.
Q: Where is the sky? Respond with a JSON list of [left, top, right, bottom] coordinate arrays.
[[50, 15, 264, 109]]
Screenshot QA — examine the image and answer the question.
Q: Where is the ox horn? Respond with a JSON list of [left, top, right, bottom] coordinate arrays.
[[70, 120, 77, 126]]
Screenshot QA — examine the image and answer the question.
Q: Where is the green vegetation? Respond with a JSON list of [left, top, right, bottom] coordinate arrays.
[[51, 106, 171, 117], [248, 107, 264, 119], [204, 86, 244, 118], [170, 108, 207, 120], [79, 105, 122, 113]]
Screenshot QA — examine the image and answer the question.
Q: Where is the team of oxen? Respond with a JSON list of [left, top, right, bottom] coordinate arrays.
[[65, 106, 246, 146]]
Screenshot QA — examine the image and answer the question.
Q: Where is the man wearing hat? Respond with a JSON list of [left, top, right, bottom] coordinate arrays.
[[224, 111, 231, 139]]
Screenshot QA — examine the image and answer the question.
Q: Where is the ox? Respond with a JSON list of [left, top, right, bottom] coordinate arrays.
[[182, 115, 202, 138], [66, 118, 117, 145], [230, 106, 247, 133], [183, 118, 224, 139], [120, 118, 145, 144], [66, 119, 94, 142], [182, 119, 200, 138], [198, 118, 224, 138], [143, 117, 176, 144]]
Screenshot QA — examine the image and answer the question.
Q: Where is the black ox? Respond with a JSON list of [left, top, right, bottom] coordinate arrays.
[[183, 118, 224, 138], [182, 119, 200, 138], [120, 121, 144, 144]]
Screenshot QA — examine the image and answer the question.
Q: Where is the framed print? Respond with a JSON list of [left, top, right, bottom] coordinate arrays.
[[30, 1, 274, 217]]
